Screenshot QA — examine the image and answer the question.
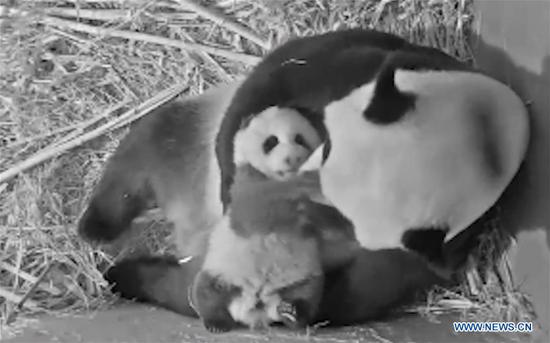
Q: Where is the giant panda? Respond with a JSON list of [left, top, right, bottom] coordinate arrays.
[[214, 28, 530, 267]]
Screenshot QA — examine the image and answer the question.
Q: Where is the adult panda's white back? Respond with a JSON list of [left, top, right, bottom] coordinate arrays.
[[320, 68, 529, 250]]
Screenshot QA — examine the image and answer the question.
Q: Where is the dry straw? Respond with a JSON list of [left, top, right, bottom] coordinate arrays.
[[0, 0, 533, 327]]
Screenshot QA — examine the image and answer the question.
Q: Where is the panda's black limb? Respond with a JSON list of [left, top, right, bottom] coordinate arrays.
[[192, 270, 240, 333], [204, 319, 236, 334], [104, 255, 201, 318], [315, 248, 447, 326], [277, 275, 324, 329], [401, 227, 449, 264]]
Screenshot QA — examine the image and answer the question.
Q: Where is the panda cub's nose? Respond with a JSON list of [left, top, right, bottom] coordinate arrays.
[[285, 156, 303, 167]]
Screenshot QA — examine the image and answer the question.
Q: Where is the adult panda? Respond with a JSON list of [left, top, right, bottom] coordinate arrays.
[[214, 28, 530, 266]]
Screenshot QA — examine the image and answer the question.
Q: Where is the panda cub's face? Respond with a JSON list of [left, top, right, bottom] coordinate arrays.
[[233, 107, 322, 181]]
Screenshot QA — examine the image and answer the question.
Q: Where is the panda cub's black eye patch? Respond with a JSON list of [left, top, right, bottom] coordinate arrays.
[[263, 135, 279, 154], [294, 134, 308, 148]]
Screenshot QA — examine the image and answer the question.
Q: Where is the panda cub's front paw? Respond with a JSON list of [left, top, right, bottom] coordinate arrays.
[[277, 301, 299, 327], [204, 319, 234, 334]]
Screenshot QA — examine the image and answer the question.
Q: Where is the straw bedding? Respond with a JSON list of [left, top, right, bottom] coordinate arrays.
[[0, 0, 534, 327]]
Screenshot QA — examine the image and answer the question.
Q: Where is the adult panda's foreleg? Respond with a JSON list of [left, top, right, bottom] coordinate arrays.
[[104, 255, 202, 318]]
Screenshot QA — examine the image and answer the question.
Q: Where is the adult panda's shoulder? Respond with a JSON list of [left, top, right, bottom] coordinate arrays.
[[230, 28, 411, 116]]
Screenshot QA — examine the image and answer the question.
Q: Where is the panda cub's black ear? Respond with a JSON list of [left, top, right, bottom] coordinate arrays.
[[239, 115, 255, 130], [363, 53, 417, 125]]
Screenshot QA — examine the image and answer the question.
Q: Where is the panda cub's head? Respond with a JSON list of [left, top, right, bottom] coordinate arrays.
[[233, 107, 322, 180]]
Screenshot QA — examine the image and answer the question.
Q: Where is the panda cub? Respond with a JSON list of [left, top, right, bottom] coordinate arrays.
[[233, 106, 322, 181], [190, 165, 358, 333]]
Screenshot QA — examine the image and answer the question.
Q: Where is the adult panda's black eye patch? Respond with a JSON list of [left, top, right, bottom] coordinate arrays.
[[263, 135, 279, 154]]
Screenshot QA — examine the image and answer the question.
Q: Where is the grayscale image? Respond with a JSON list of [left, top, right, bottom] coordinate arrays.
[[0, 0, 548, 342]]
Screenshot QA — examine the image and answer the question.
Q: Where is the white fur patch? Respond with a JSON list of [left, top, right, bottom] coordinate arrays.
[[320, 69, 529, 249], [298, 144, 325, 172], [162, 80, 241, 257]]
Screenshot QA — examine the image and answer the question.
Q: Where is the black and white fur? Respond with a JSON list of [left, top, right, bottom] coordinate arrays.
[[77, 81, 241, 257], [299, 50, 530, 261], [234, 106, 322, 181], [105, 245, 447, 328], [104, 254, 203, 318], [214, 29, 463, 207], [78, 81, 324, 257], [214, 29, 530, 265], [190, 165, 359, 333]]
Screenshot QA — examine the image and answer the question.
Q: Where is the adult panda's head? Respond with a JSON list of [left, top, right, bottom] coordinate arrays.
[[232, 107, 322, 181]]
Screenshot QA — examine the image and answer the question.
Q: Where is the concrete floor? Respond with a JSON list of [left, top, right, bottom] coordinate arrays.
[[1, 303, 540, 343]]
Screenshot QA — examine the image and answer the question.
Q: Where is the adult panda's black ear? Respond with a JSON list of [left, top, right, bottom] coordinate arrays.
[[363, 54, 416, 125]]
